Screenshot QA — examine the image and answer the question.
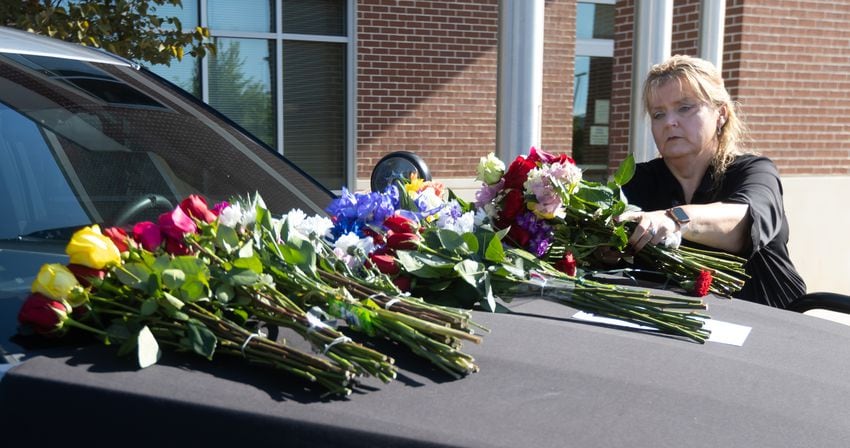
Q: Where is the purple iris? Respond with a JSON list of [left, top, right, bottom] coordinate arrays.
[[515, 211, 554, 257]]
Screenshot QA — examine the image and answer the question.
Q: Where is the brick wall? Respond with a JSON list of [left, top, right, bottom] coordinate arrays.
[[607, 0, 634, 173], [541, 0, 574, 154], [356, 0, 572, 181], [609, 0, 850, 176], [734, 0, 850, 175]]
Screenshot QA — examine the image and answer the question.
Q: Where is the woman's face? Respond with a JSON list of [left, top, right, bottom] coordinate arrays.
[[648, 80, 724, 161]]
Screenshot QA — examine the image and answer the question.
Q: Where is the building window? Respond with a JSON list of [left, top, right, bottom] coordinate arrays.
[[574, 1, 614, 181], [145, 0, 352, 191]]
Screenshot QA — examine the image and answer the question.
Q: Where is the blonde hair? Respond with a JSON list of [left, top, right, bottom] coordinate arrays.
[[643, 54, 753, 175]]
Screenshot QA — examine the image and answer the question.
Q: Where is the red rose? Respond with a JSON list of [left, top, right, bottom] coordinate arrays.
[[362, 227, 386, 246], [158, 207, 197, 241], [555, 252, 578, 277], [500, 189, 526, 220], [693, 270, 713, 297], [132, 221, 163, 251], [393, 275, 412, 292], [528, 146, 575, 165], [180, 194, 217, 223], [165, 238, 194, 256], [102, 226, 131, 252], [66, 263, 106, 287], [506, 224, 530, 249], [503, 156, 536, 189], [368, 253, 400, 275], [18, 293, 70, 335], [387, 231, 420, 250], [383, 215, 418, 234]]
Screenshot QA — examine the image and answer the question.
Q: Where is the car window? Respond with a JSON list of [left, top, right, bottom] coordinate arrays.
[[0, 51, 335, 242]]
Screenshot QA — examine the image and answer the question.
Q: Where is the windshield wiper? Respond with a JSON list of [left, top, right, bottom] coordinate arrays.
[[7, 226, 87, 242]]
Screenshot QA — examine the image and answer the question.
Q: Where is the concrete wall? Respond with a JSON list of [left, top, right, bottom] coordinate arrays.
[[783, 176, 850, 295]]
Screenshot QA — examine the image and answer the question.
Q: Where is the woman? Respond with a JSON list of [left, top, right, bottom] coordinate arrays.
[[619, 55, 805, 308]]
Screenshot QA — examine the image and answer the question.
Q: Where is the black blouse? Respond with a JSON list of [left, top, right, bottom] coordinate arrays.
[[622, 155, 806, 308]]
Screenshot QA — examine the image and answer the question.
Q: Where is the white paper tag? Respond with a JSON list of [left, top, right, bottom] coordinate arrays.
[[571, 311, 751, 346]]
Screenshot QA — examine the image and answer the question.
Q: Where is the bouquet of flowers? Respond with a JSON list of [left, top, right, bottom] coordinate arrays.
[[474, 147, 748, 297], [17, 194, 484, 397], [324, 172, 712, 343]]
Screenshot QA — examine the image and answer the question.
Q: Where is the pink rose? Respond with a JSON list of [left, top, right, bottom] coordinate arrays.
[[102, 226, 131, 252], [133, 221, 163, 251], [158, 207, 197, 241], [211, 201, 229, 216], [180, 195, 217, 223], [528, 146, 575, 166]]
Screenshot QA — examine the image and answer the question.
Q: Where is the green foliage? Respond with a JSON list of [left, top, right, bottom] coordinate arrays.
[[2, 0, 215, 66]]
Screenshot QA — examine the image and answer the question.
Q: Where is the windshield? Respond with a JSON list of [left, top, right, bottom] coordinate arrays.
[[0, 52, 334, 240]]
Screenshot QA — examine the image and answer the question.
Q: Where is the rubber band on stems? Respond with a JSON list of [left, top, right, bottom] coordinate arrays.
[[240, 333, 262, 357], [323, 336, 352, 354], [306, 306, 336, 334]]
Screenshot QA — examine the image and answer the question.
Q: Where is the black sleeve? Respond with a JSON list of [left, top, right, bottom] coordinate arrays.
[[721, 156, 786, 254], [622, 160, 671, 211]]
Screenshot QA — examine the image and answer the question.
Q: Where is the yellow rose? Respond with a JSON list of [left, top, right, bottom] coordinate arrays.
[[66, 225, 122, 269], [32, 264, 79, 301]]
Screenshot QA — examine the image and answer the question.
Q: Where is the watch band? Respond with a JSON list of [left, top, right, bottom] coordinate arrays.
[[666, 207, 690, 232]]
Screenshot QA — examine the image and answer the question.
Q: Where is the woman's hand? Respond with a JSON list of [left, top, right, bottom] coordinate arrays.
[[617, 210, 682, 252], [617, 203, 751, 254]]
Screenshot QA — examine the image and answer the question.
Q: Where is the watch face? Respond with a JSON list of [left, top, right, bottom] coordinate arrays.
[[671, 207, 690, 223]]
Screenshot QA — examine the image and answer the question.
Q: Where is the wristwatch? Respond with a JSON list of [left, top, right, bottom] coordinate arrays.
[[666, 206, 690, 232]]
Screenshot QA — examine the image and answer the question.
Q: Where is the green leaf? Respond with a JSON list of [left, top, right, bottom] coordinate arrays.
[[214, 284, 235, 303], [233, 254, 263, 274], [437, 229, 469, 254], [396, 251, 455, 278], [215, 225, 240, 253], [159, 292, 188, 321], [454, 259, 485, 288], [116, 262, 152, 289], [613, 153, 636, 187], [479, 275, 496, 312], [169, 256, 210, 301], [237, 241, 254, 259], [140, 298, 158, 316], [226, 267, 259, 286], [186, 320, 217, 360], [483, 233, 506, 263], [107, 321, 132, 347], [162, 268, 186, 290], [162, 291, 185, 309], [461, 232, 480, 253], [137, 326, 161, 369], [574, 183, 615, 208]]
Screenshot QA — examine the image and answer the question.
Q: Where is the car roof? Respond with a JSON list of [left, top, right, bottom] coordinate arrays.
[[0, 26, 135, 67]]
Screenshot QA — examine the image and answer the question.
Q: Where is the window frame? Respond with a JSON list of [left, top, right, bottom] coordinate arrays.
[[194, 0, 355, 192]]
